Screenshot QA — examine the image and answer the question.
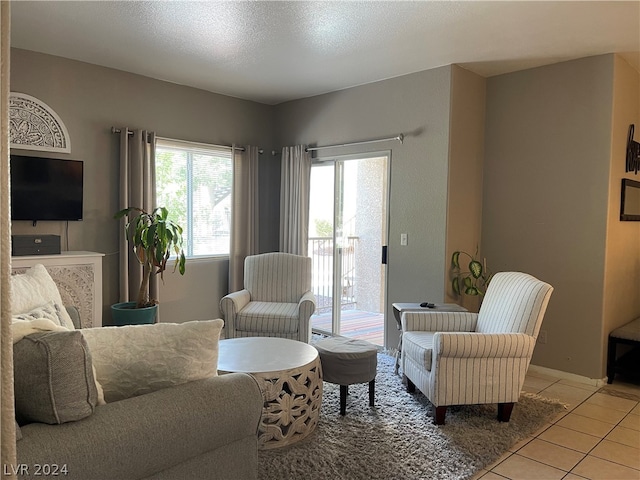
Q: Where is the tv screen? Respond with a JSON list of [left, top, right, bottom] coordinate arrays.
[[10, 155, 83, 221]]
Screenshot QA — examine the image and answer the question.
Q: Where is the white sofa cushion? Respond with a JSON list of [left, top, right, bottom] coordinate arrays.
[[82, 319, 224, 403], [11, 264, 75, 330], [236, 302, 300, 333]]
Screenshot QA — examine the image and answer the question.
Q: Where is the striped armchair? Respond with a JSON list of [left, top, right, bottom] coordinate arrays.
[[220, 252, 316, 343], [401, 271, 553, 425]]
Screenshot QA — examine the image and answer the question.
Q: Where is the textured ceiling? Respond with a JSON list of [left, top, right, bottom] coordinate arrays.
[[10, 1, 640, 105]]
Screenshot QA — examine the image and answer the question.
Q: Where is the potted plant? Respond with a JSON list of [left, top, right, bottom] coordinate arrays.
[[111, 206, 186, 325], [451, 249, 492, 297]]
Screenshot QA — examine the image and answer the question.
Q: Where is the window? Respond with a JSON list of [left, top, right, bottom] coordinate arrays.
[[155, 138, 233, 257]]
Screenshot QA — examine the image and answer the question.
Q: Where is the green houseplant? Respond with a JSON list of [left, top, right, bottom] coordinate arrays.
[[111, 206, 186, 324], [451, 249, 492, 297]]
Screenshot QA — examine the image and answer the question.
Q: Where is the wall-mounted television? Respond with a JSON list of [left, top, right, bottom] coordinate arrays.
[[10, 155, 84, 222]]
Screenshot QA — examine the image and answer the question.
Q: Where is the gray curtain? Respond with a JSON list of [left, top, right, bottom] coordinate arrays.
[[279, 145, 311, 255], [0, 2, 16, 475], [117, 129, 158, 304], [229, 145, 260, 292]]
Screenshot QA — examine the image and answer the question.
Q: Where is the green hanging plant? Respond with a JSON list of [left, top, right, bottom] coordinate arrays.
[[451, 249, 492, 296]]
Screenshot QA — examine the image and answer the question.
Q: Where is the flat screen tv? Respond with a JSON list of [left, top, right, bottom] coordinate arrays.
[[10, 155, 83, 222]]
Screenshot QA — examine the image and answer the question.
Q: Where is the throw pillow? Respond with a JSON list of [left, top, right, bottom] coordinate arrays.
[[11, 264, 75, 330], [14, 330, 99, 425], [12, 301, 64, 325], [10, 306, 106, 406], [12, 303, 71, 345], [82, 319, 224, 403]]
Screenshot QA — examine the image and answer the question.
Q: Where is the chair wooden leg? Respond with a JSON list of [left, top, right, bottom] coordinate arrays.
[[340, 385, 347, 416], [434, 406, 447, 425], [405, 376, 416, 393], [498, 402, 514, 422], [368, 379, 375, 407]]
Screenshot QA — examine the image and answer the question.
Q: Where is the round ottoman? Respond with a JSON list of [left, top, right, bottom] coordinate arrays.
[[315, 336, 378, 415]]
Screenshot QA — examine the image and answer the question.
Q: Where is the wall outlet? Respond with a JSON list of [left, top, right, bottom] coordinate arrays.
[[537, 330, 547, 344], [400, 233, 408, 246]]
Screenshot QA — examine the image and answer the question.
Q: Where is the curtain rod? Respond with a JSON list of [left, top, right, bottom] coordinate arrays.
[[306, 134, 404, 153], [110, 127, 270, 154]]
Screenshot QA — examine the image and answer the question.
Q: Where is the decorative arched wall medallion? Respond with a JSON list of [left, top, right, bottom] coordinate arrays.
[[9, 92, 71, 153]]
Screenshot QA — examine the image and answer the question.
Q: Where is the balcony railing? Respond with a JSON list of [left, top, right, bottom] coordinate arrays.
[[309, 236, 358, 314]]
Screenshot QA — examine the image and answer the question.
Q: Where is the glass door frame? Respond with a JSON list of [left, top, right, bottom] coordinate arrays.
[[310, 150, 392, 346]]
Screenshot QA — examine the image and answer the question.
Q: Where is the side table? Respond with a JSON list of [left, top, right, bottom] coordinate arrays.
[[391, 302, 468, 374], [218, 337, 323, 450]]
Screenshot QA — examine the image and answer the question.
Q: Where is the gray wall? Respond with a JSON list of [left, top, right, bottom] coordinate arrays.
[[10, 48, 277, 324], [12, 47, 638, 379], [482, 55, 628, 378], [275, 67, 454, 349]]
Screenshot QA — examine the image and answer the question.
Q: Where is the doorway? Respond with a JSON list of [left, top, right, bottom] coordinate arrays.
[[308, 153, 389, 346]]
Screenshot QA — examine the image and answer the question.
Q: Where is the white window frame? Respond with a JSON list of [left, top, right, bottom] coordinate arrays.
[[155, 137, 233, 259]]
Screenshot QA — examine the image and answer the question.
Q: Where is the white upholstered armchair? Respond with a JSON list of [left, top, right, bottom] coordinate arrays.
[[220, 252, 316, 343], [401, 271, 553, 425]]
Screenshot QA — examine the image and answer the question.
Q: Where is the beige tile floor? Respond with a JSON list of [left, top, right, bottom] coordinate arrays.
[[473, 372, 640, 480]]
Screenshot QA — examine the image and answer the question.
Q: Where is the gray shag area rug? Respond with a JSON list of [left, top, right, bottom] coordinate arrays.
[[258, 353, 565, 480]]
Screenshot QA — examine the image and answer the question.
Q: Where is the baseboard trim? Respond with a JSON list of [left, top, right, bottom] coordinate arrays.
[[528, 364, 607, 388]]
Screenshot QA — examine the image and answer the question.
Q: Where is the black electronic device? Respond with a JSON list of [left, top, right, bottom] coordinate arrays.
[[10, 155, 83, 222], [11, 234, 61, 256], [420, 302, 435, 308]]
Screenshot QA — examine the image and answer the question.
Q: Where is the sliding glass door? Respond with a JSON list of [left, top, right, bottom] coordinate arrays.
[[308, 153, 389, 346]]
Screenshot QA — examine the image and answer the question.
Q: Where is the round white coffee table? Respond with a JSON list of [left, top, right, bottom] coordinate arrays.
[[218, 337, 323, 450]]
